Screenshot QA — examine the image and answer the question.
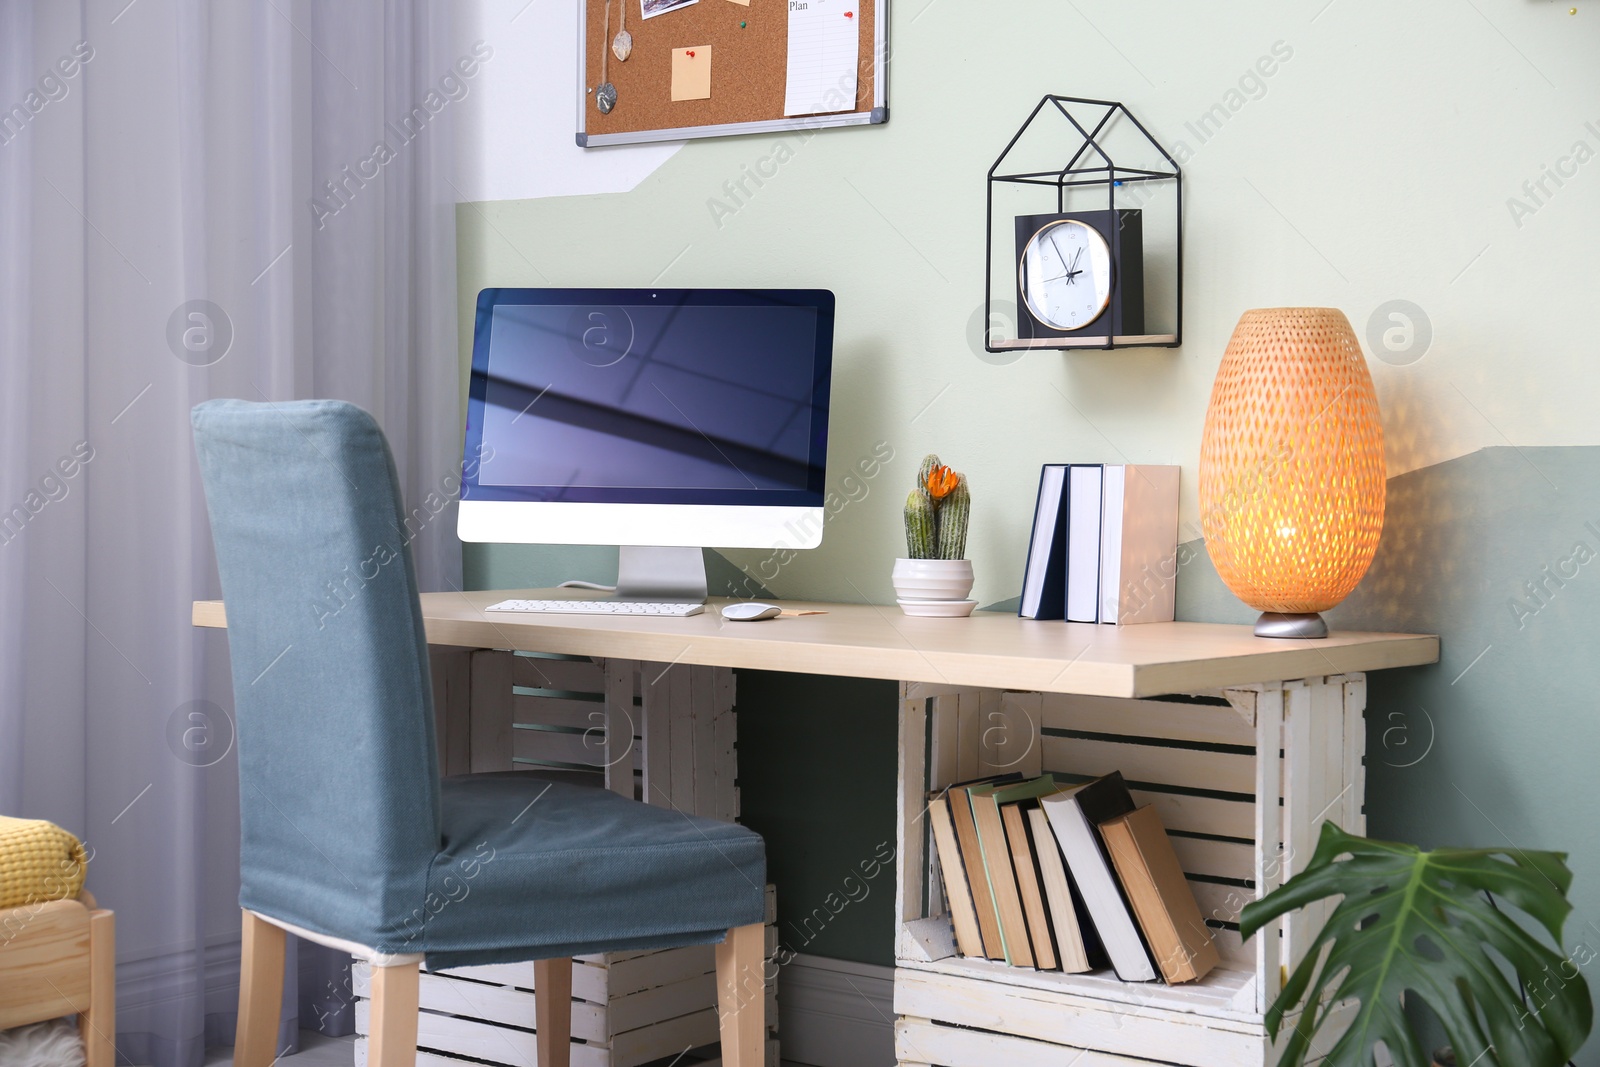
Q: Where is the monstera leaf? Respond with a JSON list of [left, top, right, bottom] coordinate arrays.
[[1239, 823, 1591, 1067]]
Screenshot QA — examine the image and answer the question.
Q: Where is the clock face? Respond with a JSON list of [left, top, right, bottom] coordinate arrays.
[[1019, 220, 1113, 332]]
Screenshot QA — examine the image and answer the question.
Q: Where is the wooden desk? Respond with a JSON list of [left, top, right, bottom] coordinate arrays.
[[194, 591, 1438, 1067], [193, 590, 1436, 700]]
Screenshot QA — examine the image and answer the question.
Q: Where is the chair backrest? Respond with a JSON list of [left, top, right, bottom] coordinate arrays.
[[192, 399, 441, 946]]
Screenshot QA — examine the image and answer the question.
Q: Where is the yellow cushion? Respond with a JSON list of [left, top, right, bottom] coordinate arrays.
[[0, 816, 87, 909]]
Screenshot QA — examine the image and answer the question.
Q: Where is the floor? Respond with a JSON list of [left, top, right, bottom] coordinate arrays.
[[201, 1031, 356, 1066], [197, 1034, 807, 1067]]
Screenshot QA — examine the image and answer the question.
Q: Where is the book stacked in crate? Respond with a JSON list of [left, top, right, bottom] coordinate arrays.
[[355, 652, 779, 1067], [930, 770, 1219, 985]]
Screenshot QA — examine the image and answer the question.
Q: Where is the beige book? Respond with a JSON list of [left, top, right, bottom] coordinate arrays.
[[1099, 464, 1182, 625], [966, 777, 1062, 967], [928, 792, 984, 958], [949, 783, 1005, 960], [1099, 805, 1221, 983], [1001, 802, 1057, 970], [1027, 806, 1091, 973], [966, 787, 1034, 967]]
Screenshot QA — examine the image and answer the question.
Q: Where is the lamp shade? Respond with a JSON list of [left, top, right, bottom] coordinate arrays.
[[1198, 308, 1385, 618]]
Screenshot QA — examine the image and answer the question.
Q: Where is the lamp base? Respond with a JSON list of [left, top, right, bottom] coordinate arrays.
[[1254, 612, 1329, 639]]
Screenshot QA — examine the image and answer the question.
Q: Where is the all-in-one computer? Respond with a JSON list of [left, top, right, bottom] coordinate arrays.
[[458, 287, 834, 614]]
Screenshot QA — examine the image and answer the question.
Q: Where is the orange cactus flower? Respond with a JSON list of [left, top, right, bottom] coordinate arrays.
[[925, 465, 959, 501]]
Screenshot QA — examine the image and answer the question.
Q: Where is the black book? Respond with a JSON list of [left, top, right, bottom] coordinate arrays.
[[1019, 464, 1070, 620]]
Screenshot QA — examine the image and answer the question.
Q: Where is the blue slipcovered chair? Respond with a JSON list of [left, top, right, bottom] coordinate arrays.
[[191, 400, 767, 1067]]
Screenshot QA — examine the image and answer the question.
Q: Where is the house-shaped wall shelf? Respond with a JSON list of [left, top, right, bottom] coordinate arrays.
[[985, 96, 1183, 352]]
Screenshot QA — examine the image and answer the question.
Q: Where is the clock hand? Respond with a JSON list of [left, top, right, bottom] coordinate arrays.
[[1046, 233, 1075, 284], [1064, 247, 1085, 282]]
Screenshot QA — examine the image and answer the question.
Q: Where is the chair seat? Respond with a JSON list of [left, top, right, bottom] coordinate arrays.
[[415, 774, 765, 969]]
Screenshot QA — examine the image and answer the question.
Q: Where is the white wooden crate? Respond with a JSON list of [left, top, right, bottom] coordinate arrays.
[[893, 676, 1367, 1067], [894, 1003, 1348, 1067], [353, 893, 778, 1067], [367, 655, 775, 1067]]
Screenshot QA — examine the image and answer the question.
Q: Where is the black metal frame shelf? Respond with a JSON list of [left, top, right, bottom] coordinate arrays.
[[986, 95, 1183, 353]]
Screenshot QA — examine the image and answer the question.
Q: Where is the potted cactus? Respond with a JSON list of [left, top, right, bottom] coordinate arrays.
[[893, 454, 976, 616]]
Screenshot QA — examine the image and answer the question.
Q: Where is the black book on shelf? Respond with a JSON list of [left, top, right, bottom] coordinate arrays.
[[1019, 464, 1070, 620]]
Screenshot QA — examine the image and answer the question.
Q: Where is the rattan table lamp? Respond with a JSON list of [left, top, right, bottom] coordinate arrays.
[[1198, 308, 1385, 639]]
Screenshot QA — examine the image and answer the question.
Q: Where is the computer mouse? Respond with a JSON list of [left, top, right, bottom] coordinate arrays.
[[721, 601, 782, 622]]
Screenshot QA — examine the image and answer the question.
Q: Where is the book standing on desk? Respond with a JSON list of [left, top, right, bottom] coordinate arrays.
[[1065, 466, 1104, 623], [1099, 465, 1181, 625], [1018, 463, 1180, 625], [1017, 464, 1069, 619]]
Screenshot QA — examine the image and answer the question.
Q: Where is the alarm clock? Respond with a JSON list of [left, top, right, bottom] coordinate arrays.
[[1014, 209, 1144, 345]]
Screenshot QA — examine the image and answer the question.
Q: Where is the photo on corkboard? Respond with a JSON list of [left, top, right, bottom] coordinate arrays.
[[642, 0, 698, 18]]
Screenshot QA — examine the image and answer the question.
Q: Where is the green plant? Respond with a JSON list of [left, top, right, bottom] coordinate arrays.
[[904, 487, 936, 559], [1239, 822, 1591, 1067], [903, 454, 969, 560]]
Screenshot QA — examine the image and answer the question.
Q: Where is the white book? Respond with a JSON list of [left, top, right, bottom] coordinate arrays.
[[1099, 465, 1181, 625], [1065, 465, 1103, 623], [1041, 775, 1157, 982]]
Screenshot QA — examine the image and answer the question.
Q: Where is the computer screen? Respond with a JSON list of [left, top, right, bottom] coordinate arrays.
[[458, 288, 834, 597]]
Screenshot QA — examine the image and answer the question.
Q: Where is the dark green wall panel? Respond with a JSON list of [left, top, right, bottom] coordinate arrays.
[[1178, 445, 1600, 1061], [733, 670, 899, 966]]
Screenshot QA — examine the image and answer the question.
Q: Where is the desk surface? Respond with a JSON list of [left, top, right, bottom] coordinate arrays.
[[193, 590, 1438, 699]]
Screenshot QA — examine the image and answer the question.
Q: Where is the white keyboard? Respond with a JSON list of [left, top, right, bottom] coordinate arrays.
[[485, 599, 705, 617]]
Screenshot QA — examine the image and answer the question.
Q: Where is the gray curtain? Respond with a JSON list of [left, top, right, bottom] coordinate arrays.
[[0, 1, 465, 1064]]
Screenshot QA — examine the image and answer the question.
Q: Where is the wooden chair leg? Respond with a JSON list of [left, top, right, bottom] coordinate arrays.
[[234, 911, 286, 1067], [715, 923, 766, 1067], [534, 957, 573, 1067], [366, 959, 421, 1067], [80, 908, 115, 1067]]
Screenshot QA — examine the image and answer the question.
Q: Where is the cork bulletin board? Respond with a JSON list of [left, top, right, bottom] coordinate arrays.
[[576, 0, 888, 147]]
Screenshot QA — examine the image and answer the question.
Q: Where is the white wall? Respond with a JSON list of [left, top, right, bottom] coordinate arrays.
[[454, 0, 681, 202]]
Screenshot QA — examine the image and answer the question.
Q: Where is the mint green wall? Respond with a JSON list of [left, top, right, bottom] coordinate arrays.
[[455, 0, 1600, 1035], [457, 2, 1600, 611], [462, 544, 767, 598]]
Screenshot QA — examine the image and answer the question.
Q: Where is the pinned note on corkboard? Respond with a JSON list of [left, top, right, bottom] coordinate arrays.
[[670, 45, 712, 100], [576, 0, 887, 148]]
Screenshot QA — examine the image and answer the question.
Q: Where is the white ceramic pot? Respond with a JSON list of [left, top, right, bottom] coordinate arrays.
[[896, 597, 978, 618], [891, 558, 975, 616]]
